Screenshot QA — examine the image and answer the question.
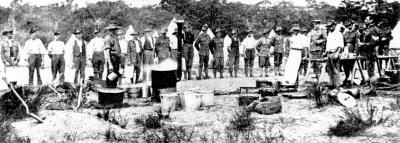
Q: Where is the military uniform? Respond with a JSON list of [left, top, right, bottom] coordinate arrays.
[[104, 34, 121, 87], [308, 26, 327, 76], [72, 36, 87, 84], [210, 34, 224, 78], [127, 36, 142, 84], [155, 36, 170, 63], [359, 23, 379, 80], [257, 35, 270, 77], [228, 35, 240, 77], [194, 29, 211, 79], [1, 39, 20, 66], [270, 28, 285, 76], [183, 30, 194, 79]]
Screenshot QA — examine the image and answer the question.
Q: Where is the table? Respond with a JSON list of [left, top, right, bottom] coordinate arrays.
[[376, 55, 398, 77]]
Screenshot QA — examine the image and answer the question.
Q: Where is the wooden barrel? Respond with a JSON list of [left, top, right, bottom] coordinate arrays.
[[128, 87, 142, 98], [97, 88, 124, 106], [160, 92, 180, 111]]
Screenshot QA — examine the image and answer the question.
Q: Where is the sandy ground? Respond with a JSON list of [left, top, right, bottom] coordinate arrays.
[[4, 63, 400, 143]]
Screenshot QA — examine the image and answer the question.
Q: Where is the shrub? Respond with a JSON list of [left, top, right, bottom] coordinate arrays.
[[305, 84, 332, 108], [134, 114, 162, 130], [328, 98, 391, 137], [227, 107, 255, 132]]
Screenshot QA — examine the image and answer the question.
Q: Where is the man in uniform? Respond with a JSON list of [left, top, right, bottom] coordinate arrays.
[[25, 29, 47, 85], [182, 25, 195, 80], [269, 27, 285, 76], [155, 28, 170, 63], [72, 29, 87, 84], [141, 28, 155, 81], [342, 21, 360, 86], [87, 28, 105, 80], [359, 16, 379, 86], [209, 27, 224, 78], [194, 24, 211, 80], [47, 31, 65, 83], [118, 30, 128, 85], [1, 28, 20, 66], [325, 21, 344, 88], [377, 19, 393, 70], [127, 29, 142, 84], [256, 29, 271, 77], [308, 19, 327, 77], [242, 29, 257, 77], [104, 22, 122, 88], [228, 29, 240, 78]]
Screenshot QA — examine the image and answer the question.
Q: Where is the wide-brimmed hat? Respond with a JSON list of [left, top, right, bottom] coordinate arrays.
[[291, 24, 300, 31], [105, 21, 121, 30], [300, 28, 308, 32], [276, 27, 283, 31], [73, 29, 82, 34], [231, 29, 237, 34], [159, 28, 167, 34], [313, 19, 322, 23], [262, 29, 269, 34], [2, 28, 13, 35], [215, 27, 222, 33]]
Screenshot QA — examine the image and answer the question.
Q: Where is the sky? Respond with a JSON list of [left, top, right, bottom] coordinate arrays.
[[0, 0, 398, 8]]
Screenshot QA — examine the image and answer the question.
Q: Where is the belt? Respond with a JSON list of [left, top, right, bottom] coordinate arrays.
[[94, 51, 103, 53], [144, 49, 153, 51], [290, 48, 302, 51]]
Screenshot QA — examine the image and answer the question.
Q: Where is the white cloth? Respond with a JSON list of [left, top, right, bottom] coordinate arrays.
[[325, 25, 344, 52], [134, 39, 141, 53], [88, 37, 105, 52], [24, 38, 46, 54], [170, 35, 178, 50], [290, 34, 304, 50], [283, 49, 302, 85], [242, 36, 257, 50], [47, 40, 65, 55], [119, 39, 128, 54]]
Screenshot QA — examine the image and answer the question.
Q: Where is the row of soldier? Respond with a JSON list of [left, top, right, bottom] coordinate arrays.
[[0, 16, 394, 87]]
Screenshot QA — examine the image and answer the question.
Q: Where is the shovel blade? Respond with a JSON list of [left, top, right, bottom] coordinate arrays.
[[29, 113, 45, 123]]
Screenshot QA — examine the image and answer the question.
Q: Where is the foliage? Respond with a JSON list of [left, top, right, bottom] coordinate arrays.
[[328, 98, 391, 137], [227, 107, 255, 132]]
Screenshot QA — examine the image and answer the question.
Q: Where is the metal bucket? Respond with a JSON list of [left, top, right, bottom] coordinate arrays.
[[97, 87, 124, 106], [197, 90, 215, 106], [161, 92, 180, 111], [182, 92, 203, 111]]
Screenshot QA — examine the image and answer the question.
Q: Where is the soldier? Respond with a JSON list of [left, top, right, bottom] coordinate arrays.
[[209, 27, 224, 78], [118, 30, 128, 85], [359, 15, 379, 86], [256, 29, 271, 77], [170, 28, 180, 62], [299, 28, 310, 76], [377, 19, 393, 70], [342, 21, 360, 86], [87, 28, 105, 80], [104, 22, 122, 88], [47, 31, 65, 83], [183, 25, 195, 80], [228, 29, 240, 78], [1, 28, 20, 66], [127, 29, 142, 84], [325, 22, 344, 88], [269, 27, 285, 76], [194, 24, 211, 80], [242, 29, 257, 77], [71, 29, 87, 84], [155, 28, 170, 63], [308, 19, 327, 77], [25, 29, 47, 86], [141, 28, 155, 82]]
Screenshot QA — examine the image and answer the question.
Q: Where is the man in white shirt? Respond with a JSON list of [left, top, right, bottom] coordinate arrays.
[[47, 31, 65, 83], [25, 29, 47, 85], [325, 22, 344, 88], [1, 28, 20, 66], [87, 28, 105, 80], [242, 29, 258, 77], [72, 29, 87, 84], [118, 30, 128, 84]]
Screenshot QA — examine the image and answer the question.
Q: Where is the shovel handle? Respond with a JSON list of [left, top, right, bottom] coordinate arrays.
[[2, 78, 30, 114]]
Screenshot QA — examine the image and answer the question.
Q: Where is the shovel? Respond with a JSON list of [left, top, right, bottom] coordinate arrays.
[[72, 78, 84, 111], [2, 78, 45, 123]]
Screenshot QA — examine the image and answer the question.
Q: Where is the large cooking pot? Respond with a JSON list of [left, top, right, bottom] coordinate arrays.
[[152, 69, 179, 102], [97, 87, 124, 106]]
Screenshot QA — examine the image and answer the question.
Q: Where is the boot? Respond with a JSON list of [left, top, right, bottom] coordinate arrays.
[[99, 73, 103, 80], [184, 71, 188, 80], [205, 68, 210, 79], [234, 69, 238, 78], [220, 70, 224, 78], [250, 67, 254, 77], [245, 66, 249, 77], [260, 68, 264, 77], [197, 68, 202, 80], [213, 70, 217, 78], [187, 70, 192, 80], [130, 78, 134, 84], [265, 67, 269, 77]]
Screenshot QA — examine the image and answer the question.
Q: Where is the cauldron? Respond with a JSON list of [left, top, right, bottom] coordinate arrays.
[[97, 87, 124, 106], [152, 69, 179, 102]]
